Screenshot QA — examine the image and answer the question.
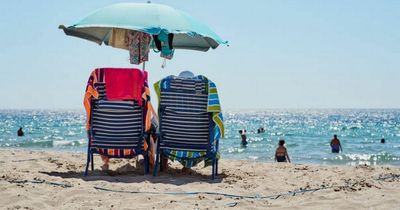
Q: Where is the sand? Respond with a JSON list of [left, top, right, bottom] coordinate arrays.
[[0, 149, 399, 210]]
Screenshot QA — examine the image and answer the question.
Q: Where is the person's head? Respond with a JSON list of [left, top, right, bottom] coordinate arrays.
[[239, 130, 243, 134], [19, 127, 22, 130], [279, 139, 285, 146], [333, 134, 337, 139], [178, 71, 194, 78], [381, 138, 385, 143]]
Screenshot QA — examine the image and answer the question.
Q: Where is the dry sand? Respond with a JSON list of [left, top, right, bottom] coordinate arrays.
[[0, 149, 399, 210]]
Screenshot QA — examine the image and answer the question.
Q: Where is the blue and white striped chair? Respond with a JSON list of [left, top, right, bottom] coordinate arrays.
[[153, 76, 220, 179], [84, 69, 150, 176]]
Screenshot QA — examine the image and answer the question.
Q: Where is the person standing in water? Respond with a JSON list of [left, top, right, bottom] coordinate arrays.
[[17, 127, 24, 137], [330, 134, 343, 153], [275, 139, 290, 163], [239, 129, 247, 146]]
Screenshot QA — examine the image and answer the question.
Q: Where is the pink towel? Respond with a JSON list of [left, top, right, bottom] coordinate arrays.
[[98, 68, 147, 105]]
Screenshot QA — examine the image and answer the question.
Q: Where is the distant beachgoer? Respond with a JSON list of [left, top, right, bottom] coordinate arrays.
[[17, 127, 24, 137], [257, 127, 265, 134], [275, 139, 290, 163], [330, 134, 343, 153], [381, 138, 385, 143], [239, 129, 247, 146]]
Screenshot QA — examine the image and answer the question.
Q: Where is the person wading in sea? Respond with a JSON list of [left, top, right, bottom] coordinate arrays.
[[239, 129, 247, 146], [17, 127, 24, 137], [330, 134, 343, 153]]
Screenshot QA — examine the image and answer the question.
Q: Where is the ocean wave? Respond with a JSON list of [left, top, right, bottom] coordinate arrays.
[[322, 152, 400, 166], [0, 139, 86, 148]]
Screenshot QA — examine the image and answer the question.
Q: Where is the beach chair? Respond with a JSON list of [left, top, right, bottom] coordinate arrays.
[[153, 74, 224, 179], [83, 68, 156, 176]]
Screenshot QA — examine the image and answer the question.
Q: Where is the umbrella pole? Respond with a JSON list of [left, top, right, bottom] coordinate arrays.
[[142, 61, 146, 71]]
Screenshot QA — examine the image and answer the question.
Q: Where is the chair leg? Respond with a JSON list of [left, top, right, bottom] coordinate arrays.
[[212, 165, 215, 180], [144, 153, 149, 175], [211, 155, 216, 180], [90, 153, 94, 171], [160, 154, 164, 172], [216, 159, 218, 176], [84, 148, 90, 176]]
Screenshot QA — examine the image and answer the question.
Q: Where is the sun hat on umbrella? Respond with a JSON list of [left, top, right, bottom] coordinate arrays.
[[59, 3, 227, 52]]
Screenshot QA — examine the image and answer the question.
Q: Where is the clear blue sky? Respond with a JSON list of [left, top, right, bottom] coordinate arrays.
[[0, 0, 399, 110]]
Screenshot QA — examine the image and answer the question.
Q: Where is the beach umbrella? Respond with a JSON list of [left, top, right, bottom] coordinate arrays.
[[59, 3, 227, 52]]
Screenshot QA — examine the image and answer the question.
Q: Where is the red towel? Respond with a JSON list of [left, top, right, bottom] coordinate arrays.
[[98, 68, 147, 105]]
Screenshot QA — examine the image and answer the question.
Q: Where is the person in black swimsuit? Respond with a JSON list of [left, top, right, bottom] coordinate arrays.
[[257, 127, 265, 134], [239, 129, 247, 146], [275, 139, 290, 163], [17, 127, 24, 137]]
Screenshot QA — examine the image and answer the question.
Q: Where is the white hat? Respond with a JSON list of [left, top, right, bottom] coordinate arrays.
[[178, 71, 195, 78]]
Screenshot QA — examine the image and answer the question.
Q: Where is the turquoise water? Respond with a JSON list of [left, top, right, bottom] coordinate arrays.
[[1, 109, 399, 166]]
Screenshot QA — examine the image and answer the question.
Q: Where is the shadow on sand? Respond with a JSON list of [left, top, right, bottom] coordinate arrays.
[[40, 162, 226, 185]]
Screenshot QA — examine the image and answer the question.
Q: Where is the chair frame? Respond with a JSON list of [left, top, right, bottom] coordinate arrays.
[[84, 99, 149, 176], [153, 107, 219, 179]]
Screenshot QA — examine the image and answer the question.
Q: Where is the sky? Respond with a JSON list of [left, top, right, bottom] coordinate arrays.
[[0, 0, 399, 110]]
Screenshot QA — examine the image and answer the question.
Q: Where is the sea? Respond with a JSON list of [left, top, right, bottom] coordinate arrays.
[[1, 109, 399, 166]]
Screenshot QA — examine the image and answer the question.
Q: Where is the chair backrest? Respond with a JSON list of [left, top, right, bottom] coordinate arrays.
[[90, 83, 144, 151], [159, 77, 212, 152]]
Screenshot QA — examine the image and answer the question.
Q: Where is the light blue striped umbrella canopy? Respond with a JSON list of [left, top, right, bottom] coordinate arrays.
[[59, 3, 227, 51]]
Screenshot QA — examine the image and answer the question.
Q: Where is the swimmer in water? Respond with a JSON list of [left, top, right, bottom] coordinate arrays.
[[257, 127, 265, 134], [239, 129, 248, 146]]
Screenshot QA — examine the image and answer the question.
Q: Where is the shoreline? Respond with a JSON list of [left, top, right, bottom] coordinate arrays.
[[1, 149, 399, 209], [2, 148, 399, 168]]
